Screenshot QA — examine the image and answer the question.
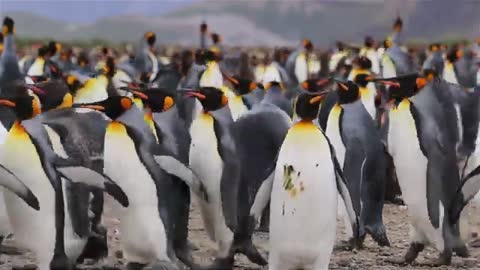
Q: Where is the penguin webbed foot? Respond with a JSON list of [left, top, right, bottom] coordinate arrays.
[[236, 240, 267, 266], [365, 225, 391, 247], [334, 238, 361, 251], [454, 245, 470, 258], [385, 242, 424, 265], [423, 250, 452, 267]]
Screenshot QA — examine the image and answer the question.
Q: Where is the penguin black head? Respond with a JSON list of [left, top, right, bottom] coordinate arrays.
[[144, 31, 156, 47], [131, 90, 175, 113], [47, 41, 58, 57], [77, 52, 90, 67], [364, 36, 374, 48], [184, 87, 227, 112], [384, 74, 426, 104], [76, 96, 133, 120], [446, 46, 462, 63], [0, 85, 45, 121], [64, 73, 82, 94], [101, 57, 116, 78], [2, 17, 14, 35], [294, 93, 325, 121], [211, 33, 221, 44], [335, 80, 360, 104], [225, 76, 257, 96], [200, 21, 208, 33], [353, 56, 372, 70], [393, 16, 403, 32], [33, 80, 72, 110], [303, 39, 313, 52], [202, 50, 218, 63], [353, 73, 374, 88], [301, 78, 331, 93]]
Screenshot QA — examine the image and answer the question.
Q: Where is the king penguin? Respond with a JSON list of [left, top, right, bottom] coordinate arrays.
[[223, 76, 257, 121], [0, 89, 128, 270], [128, 87, 198, 268], [185, 87, 245, 269], [77, 95, 208, 270], [382, 75, 468, 266], [0, 17, 22, 89], [323, 79, 390, 247], [269, 92, 359, 270]]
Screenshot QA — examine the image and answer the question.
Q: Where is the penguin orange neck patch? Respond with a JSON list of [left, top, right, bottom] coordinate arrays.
[[9, 121, 29, 139], [107, 121, 127, 134]]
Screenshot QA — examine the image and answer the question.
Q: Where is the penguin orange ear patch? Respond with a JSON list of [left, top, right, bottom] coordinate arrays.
[[221, 95, 228, 106], [163, 96, 174, 111], [121, 97, 132, 110]]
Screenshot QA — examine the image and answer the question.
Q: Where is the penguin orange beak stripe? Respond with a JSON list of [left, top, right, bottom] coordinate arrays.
[[227, 76, 239, 85], [0, 99, 16, 108], [186, 92, 206, 100], [377, 80, 400, 88], [81, 105, 105, 111], [132, 90, 148, 100], [309, 95, 324, 104], [316, 78, 330, 86], [28, 85, 46, 95], [337, 82, 348, 91]]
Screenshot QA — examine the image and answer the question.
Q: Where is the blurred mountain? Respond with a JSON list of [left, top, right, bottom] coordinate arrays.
[[2, 0, 480, 47]]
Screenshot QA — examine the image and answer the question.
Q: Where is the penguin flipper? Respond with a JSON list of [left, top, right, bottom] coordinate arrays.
[[426, 160, 441, 229], [55, 162, 129, 207], [0, 163, 40, 210], [249, 164, 275, 227], [153, 155, 208, 202], [450, 163, 480, 224], [324, 133, 360, 241]]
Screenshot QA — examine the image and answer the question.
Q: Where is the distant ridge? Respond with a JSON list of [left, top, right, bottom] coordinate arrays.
[[3, 0, 480, 47]]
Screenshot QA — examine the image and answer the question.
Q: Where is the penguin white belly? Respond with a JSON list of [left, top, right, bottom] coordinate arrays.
[[1, 124, 56, 269], [104, 122, 169, 263], [0, 123, 12, 238], [361, 83, 377, 120], [388, 105, 444, 249], [270, 122, 337, 270], [189, 114, 233, 254], [325, 105, 352, 238]]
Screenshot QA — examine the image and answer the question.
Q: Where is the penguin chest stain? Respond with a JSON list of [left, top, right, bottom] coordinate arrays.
[[271, 122, 337, 242], [326, 104, 346, 166], [104, 121, 169, 262], [1, 122, 56, 257]]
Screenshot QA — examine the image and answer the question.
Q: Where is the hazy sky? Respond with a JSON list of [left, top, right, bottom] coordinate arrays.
[[0, 0, 199, 23]]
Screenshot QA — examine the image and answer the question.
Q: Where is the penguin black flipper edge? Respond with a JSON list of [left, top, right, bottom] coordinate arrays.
[[0, 163, 40, 210], [55, 158, 129, 207], [214, 118, 241, 231], [153, 154, 209, 202], [324, 130, 360, 240]]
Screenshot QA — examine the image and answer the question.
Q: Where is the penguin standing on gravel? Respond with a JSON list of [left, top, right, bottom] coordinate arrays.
[[77, 95, 208, 270], [185, 87, 243, 269], [269, 92, 359, 270], [323, 78, 390, 248], [0, 89, 128, 270], [383, 75, 468, 266]]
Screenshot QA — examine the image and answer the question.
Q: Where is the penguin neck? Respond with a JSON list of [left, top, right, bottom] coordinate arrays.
[[56, 93, 73, 109], [392, 98, 411, 111]]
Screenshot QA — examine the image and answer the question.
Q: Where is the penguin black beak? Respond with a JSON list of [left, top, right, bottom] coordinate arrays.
[[73, 103, 105, 111], [376, 80, 400, 88], [336, 82, 349, 91], [131, 90, 149, 100], [0, 99, 16, 108], [225, 75, 239, 85]]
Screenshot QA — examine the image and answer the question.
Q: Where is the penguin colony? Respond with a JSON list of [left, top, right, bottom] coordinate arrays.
[[0, 15, 479, 270]]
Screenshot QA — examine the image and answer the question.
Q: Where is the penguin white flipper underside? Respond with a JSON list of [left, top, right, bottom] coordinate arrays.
[[325, 133, 360, 239], [153, 155, 208, 201], [0, 163, 40, 210], [249, 166, 275, 227], [55, 161, 129, 207]]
